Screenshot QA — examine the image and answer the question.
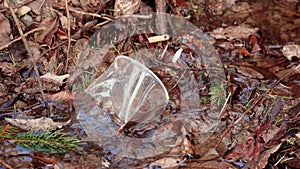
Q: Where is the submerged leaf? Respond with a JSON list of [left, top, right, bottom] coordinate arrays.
[[5, 117, 71, 131]]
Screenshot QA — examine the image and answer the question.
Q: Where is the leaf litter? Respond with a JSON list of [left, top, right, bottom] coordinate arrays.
[[5, 117, 71, 131], [0, 0, 299, 168]]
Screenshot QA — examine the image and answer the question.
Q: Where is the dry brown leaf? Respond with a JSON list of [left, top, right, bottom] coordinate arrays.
[[296, 132, 300, 139], [262, 125, 280, 143], [282, 44, 300, 60], [211, 26, 259, 40], [146, 157, 181, 169], [17, 6, 31, 17], [5, 117, 71, 131], [33, 156, 57, 164], [243, 143, 282, 169], [0, 13, 11, 48], [79, 0, 111, 13], [284, 158, 300, 168], [187, 161, 236, 169], [41, 73, 70, 84], [45, 90, 74, 103], [226, 137, 264, 162], [114, 0, 141, 16], [35, 17, 59, 45]]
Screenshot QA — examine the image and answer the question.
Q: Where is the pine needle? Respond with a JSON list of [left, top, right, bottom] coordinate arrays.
[[10, 130, 82, 154]]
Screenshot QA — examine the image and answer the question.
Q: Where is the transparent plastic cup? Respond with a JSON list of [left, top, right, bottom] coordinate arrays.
[[84, 55, 169, 132]]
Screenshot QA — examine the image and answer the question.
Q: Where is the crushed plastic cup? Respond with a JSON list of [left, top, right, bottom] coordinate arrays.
[[74, 55, 176, 160], [84, 55, 169, 132], [72, 13, 226, 166]]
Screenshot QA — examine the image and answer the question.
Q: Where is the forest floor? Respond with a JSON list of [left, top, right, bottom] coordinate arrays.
[[0, 0, 300, 168]]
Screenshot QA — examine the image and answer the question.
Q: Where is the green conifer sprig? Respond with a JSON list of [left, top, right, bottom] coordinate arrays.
[[1, 126, 82, 154], [11, 130, 82, 153]]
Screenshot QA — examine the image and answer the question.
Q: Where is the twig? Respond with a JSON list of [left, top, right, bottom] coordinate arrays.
[[0, 27, 44, 51], [0, 158, 13, 169], [93, 20, 112, 28], [64, 0, 71, 73], [40, 40, 68, 58], [38, 0, 46, 14], [155, 0, 167, 34], [218, 92, 232, 118], [53, 4, 113, 21], [120, 14, 153, 19], [5, 0, 50, 115], [215, 64, 300, 149], [168, 67, 188, 92]]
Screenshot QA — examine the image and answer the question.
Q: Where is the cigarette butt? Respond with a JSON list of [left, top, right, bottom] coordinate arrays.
[[147, 34, 170, 43]]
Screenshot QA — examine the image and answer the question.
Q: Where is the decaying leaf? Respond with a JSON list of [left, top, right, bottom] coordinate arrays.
[[211, 26, 259, 40], [296, 132, 300, 139], [5, 117, 71, 131], [114, 0, 141, 16], [146, 157, 182, 169], [262, 125, 280, 143], [78, 0, 111, 13], [243, 143, 282, 169], [0, 12, 11, 48], [284, 158, 300, 168], [226, 137, 264, 162], [17, 6, 31, 17], [187, 161, 236, 169], [41, 73, 70, 84], [35, 17, 59, 45], [282, 44, 300, 60], [46, 90, 74, 103]]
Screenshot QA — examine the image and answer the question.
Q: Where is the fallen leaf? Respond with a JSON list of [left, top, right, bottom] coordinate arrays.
[[255, 120, 271, 140], [79, 0, 111, 13], [27, 0, 44, 14], [5, 117, 71, 131], [262, 125, 280, 143], [243, 143, 282, 169], [226, 137, 264, 162], [284, 158, 300, 169], [35, 17, 59, 45], [114, 0, 141, 16], [282, 44, 300, 60], [187, 160, 237, 169], [33, 156, 57, 164], [41, 73, 70, 84], [0, 13, 11, 48], [17, 6, 31, 17], [46, 90, 74, 103], [296, 132, 300, 139], [145, 157, 182, 169], [211, 26, 259, 40]]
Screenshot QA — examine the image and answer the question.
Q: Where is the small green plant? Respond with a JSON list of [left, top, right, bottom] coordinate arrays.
[[13, 102, 18, 112], [72, 72, 93, 91], [0, 125, 82, 154], [9, 54, 20, 67], [209, 79, 226, 107]]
